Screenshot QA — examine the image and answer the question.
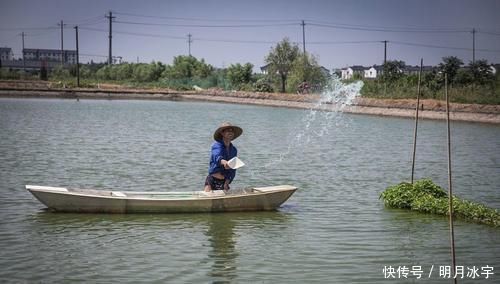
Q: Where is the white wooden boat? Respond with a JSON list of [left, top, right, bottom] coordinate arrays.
[[26, 185, 297, 213]]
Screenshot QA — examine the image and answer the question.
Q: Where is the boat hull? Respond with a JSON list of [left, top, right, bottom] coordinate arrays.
[[26, 185, 297, 213]]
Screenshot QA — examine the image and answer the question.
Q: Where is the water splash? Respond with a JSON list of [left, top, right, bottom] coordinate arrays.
[[263, 76, 364, 169]]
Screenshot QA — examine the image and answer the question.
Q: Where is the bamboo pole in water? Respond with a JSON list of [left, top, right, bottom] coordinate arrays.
[[445, 73, 457, 284], [410, 59, 423, 184]]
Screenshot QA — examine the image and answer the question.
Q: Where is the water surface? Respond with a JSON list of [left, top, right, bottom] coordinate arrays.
[[0, 98, 498, 283]]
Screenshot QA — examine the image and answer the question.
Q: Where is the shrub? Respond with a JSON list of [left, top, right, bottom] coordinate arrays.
[[380, 179, 499, 226], [253, 78, 274, 93]]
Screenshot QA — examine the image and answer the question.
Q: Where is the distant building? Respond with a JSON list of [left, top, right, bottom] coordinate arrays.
[[260, 63, 270, 74], [341, 65, 365, 80], [490, 64, 500, 75], [0, 47, 14, 61], [341, 64, 435, 80], [364, 65, 384, 79], [23, 48, 77, 64]]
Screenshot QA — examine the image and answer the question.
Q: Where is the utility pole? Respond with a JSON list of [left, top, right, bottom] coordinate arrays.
[[383, 40, 387, 66], [301, 20, 306, 55], [106, 11, 115, 65], [301, 20, 307, 82], [58, 20, 66, 66], [75, 26, 80, 87], [21, 31, 25, 71], [188, 34, 193, 56], [472, 28, 476, 64]]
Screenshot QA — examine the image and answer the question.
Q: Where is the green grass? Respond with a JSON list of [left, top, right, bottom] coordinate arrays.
[[380, 179, 499, 226], [361, 78, 500, 105]]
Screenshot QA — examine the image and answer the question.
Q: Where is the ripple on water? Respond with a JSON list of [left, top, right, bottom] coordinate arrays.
[[0, 98, 498, 283]]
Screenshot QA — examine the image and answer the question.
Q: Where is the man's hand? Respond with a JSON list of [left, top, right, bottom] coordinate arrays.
[[221, 159, 230, 169]]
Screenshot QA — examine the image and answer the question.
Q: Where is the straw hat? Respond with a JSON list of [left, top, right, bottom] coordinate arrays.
[[213, 122, 243, 141]]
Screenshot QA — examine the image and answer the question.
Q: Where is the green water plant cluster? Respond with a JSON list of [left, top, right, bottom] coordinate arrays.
[[380, 179, 499, 227]]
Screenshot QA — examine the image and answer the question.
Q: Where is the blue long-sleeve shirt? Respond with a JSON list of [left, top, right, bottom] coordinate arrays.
[[208, 140, 238, 183]]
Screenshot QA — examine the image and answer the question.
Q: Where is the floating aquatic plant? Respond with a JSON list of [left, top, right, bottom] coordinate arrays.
[[380, 179, 499, 227]]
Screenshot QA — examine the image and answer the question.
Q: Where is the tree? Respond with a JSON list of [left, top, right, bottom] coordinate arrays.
[[115, 63, 133, 80], [438, 56, 463, 84], [96, 65, 112, 80], [129, 62, 164, 82], [162, 55, 213, 79], [382, 60, 405, 82], [265, 38, 300, 93], [226, 63, 253, 90], [454, 68, 473, 86], [468, 59, 494, 85], [287, 53, 328, 93]]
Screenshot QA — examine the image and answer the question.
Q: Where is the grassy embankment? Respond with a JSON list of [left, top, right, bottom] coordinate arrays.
[[360, 74, 500, 105], [2, 69, 500, 105]]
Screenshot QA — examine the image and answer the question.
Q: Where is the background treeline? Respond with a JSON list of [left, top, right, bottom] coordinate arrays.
[[356, 57, 500, 104], [1, 38, 499, 104], [0, 38, 329, 94]]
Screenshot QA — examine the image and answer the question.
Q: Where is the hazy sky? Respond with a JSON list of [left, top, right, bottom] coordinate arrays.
[[1, 0, 499, 70]]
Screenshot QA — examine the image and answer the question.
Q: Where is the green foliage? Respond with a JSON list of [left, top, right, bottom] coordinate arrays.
[[468, 60, 495, 85], [287, 54, 328, 93], [50, 65, 70, 80], [381, 60, 405, 82], [95, 65, 112, 80], [438, 56, 463, 84], [226, 63, 254, 90], [0, 68, 19, 79], [265, 37, 300, 93], [132, 62, 164, 82], [360, 59, 500, 104], [380, 179, 499, 226], [162, 55, 213, 79], [253, 77, 274, 92]]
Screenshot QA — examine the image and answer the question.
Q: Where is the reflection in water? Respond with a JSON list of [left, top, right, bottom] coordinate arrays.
[[204, 212, 292, 283], [28, 210, 293, 283], [206, 215, 238, 283]]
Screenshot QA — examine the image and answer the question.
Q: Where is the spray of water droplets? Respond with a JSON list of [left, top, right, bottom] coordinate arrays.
[[262, 76, 364, 170]]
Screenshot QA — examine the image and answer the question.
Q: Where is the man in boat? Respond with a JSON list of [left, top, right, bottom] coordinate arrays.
[[204, 122, 243, 192]]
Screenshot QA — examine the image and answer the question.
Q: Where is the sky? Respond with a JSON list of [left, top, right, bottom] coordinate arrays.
[[1, 0, 499, 71]]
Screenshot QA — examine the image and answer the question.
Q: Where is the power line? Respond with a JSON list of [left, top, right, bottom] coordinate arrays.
[[306, 40, 381, 45], [391, 40, 500, 53], [77, 26, 500, 54], [79, 27, 186, 40], [308, 22, 469, 33], [0, 26, 58, 31], [195, 37, 278, 44], [80, 27, 282, 44], [114, 20, 298, 28], [65, 15, 104, 26], [19, 30, 58, 37], [112, 11, 299, 23], [307, 20, 470, 33], [112, 11, 500, 35], [477, 30, 500, 36]]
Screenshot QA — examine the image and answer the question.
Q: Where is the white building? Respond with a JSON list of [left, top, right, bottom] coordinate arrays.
[[0, 47, 14, 61], [364, 66, 385, 79], [23, 48, 77, 64], [341, 66, 365, 80]]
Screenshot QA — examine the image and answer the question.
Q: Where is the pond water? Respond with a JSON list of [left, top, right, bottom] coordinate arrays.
[[0, 97, 498, 283]]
